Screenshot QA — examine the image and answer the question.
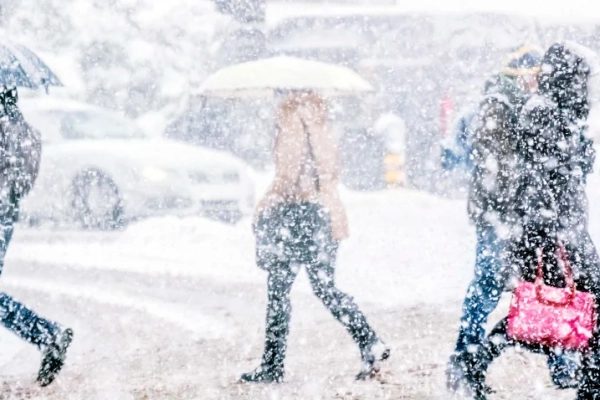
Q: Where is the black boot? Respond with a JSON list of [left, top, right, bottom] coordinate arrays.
[[37, 326, 73, 387], [577, 364, 600, 399], [356, 339, 391, 380], [240, 329, 288, 384], [241, 276, 291, 384], [240, 364, 285, 384], [446, 352, 490, 400], [548, 351, 580, 390], [577, 379, 600, 399], [240, 328, 288, 384]]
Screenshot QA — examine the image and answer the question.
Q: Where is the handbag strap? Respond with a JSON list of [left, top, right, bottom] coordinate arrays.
[[300, 118, 320, 193], [274, 119, 321, 198], [535, 242, 576, 306]]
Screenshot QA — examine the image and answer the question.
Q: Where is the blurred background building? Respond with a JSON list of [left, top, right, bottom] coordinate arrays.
[[2, 0, 600, 194]]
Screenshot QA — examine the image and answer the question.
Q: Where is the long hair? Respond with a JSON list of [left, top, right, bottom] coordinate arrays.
[[274, 92, 328, 147]]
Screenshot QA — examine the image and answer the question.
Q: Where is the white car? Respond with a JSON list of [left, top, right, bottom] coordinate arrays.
[[18, 97, 255, 229]]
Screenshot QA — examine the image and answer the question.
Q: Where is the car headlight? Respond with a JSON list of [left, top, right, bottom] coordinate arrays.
[[142, 166, 168, 182]]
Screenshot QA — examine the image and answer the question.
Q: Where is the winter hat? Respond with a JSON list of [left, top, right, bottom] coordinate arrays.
[[501, 44, 543, 77], [563, 41, 600, 103], [538, 42, 599, 120]]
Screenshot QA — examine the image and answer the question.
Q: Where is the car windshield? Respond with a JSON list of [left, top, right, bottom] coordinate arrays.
[[60, 111, 146, 140]]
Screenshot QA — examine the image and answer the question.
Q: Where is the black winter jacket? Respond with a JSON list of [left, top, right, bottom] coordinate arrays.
[[513, 43, 596, 239], [0, 86, 42, 202], [468, 74, 527, 228]]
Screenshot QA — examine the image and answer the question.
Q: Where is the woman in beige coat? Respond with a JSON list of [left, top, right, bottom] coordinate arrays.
[[240, 92, 389, 384]]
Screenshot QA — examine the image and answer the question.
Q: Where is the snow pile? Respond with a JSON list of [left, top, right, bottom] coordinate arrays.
[[10, 216, 259, 283]]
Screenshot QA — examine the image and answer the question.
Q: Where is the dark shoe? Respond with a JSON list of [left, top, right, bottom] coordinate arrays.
[[446, 352, 490, 399], [577, 367, 600, 399], [239, 365, 284, 384], [37, 327, 73, 387], [577, 385, 600, 400], [548, 351, 581, 390], [551, 367, 580, 389], [577, 390, 600, 400], [356, 339, 390, 380]]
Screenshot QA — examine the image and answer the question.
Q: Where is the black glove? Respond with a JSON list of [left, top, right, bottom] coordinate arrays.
[[0, 86, 19, 119]]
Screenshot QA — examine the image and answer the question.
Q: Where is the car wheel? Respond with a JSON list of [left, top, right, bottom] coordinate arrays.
[[71, 170, 125, 231]]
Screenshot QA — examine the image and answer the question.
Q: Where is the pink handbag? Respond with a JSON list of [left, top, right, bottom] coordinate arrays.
[[507, 244, 597, 350]]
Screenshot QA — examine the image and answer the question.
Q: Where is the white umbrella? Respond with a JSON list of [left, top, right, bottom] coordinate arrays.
[[198, 56, 374, 98]]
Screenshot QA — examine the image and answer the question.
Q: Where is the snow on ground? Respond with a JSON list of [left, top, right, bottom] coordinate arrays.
[[2, 173, 600, 398]]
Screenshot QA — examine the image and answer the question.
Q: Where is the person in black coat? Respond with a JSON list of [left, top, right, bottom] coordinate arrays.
[[0, 86, 73, 387], [458, 42, 600, 400]]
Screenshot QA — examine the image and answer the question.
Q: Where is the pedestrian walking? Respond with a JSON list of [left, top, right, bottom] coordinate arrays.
[[240, 92, 389, 383], [441, 107, 476, 174], [456, 42, 600, 400], [445, 45, 580, 391], [0, 85, 73, 386]]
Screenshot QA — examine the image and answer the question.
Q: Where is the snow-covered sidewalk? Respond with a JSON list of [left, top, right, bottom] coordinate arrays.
[[8, 187, 475, 308], [3, 173, 600, 398]]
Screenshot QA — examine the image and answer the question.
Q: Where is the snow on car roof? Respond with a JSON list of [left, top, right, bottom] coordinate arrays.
[[22, 96, 116, 115]]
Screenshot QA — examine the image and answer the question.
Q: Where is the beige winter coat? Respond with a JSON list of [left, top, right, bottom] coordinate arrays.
[[254, 93, 349, 241]]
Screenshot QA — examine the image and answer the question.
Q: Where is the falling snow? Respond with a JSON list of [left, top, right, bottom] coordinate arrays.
[[0, 0, 598, 399]]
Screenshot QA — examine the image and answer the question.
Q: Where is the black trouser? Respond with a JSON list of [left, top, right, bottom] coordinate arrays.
[[474, 229, 600, 398], [255, 202, 378, 372], [570, 231, 600, 399], [0, 202, 59, 349]]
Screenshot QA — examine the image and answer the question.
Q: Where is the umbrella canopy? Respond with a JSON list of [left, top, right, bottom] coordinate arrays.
[[198, 56, 374, 98], [0, 41, 62, 89]]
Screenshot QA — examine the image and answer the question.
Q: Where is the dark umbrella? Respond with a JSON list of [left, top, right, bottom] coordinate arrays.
[[0, 42, 62, 89]]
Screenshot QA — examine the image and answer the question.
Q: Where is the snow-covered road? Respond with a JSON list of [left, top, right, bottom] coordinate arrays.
[[4, 174, 600, 399]]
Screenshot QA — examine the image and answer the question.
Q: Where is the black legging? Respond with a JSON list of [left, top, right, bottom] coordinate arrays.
[[255, 202, 378, 371]]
